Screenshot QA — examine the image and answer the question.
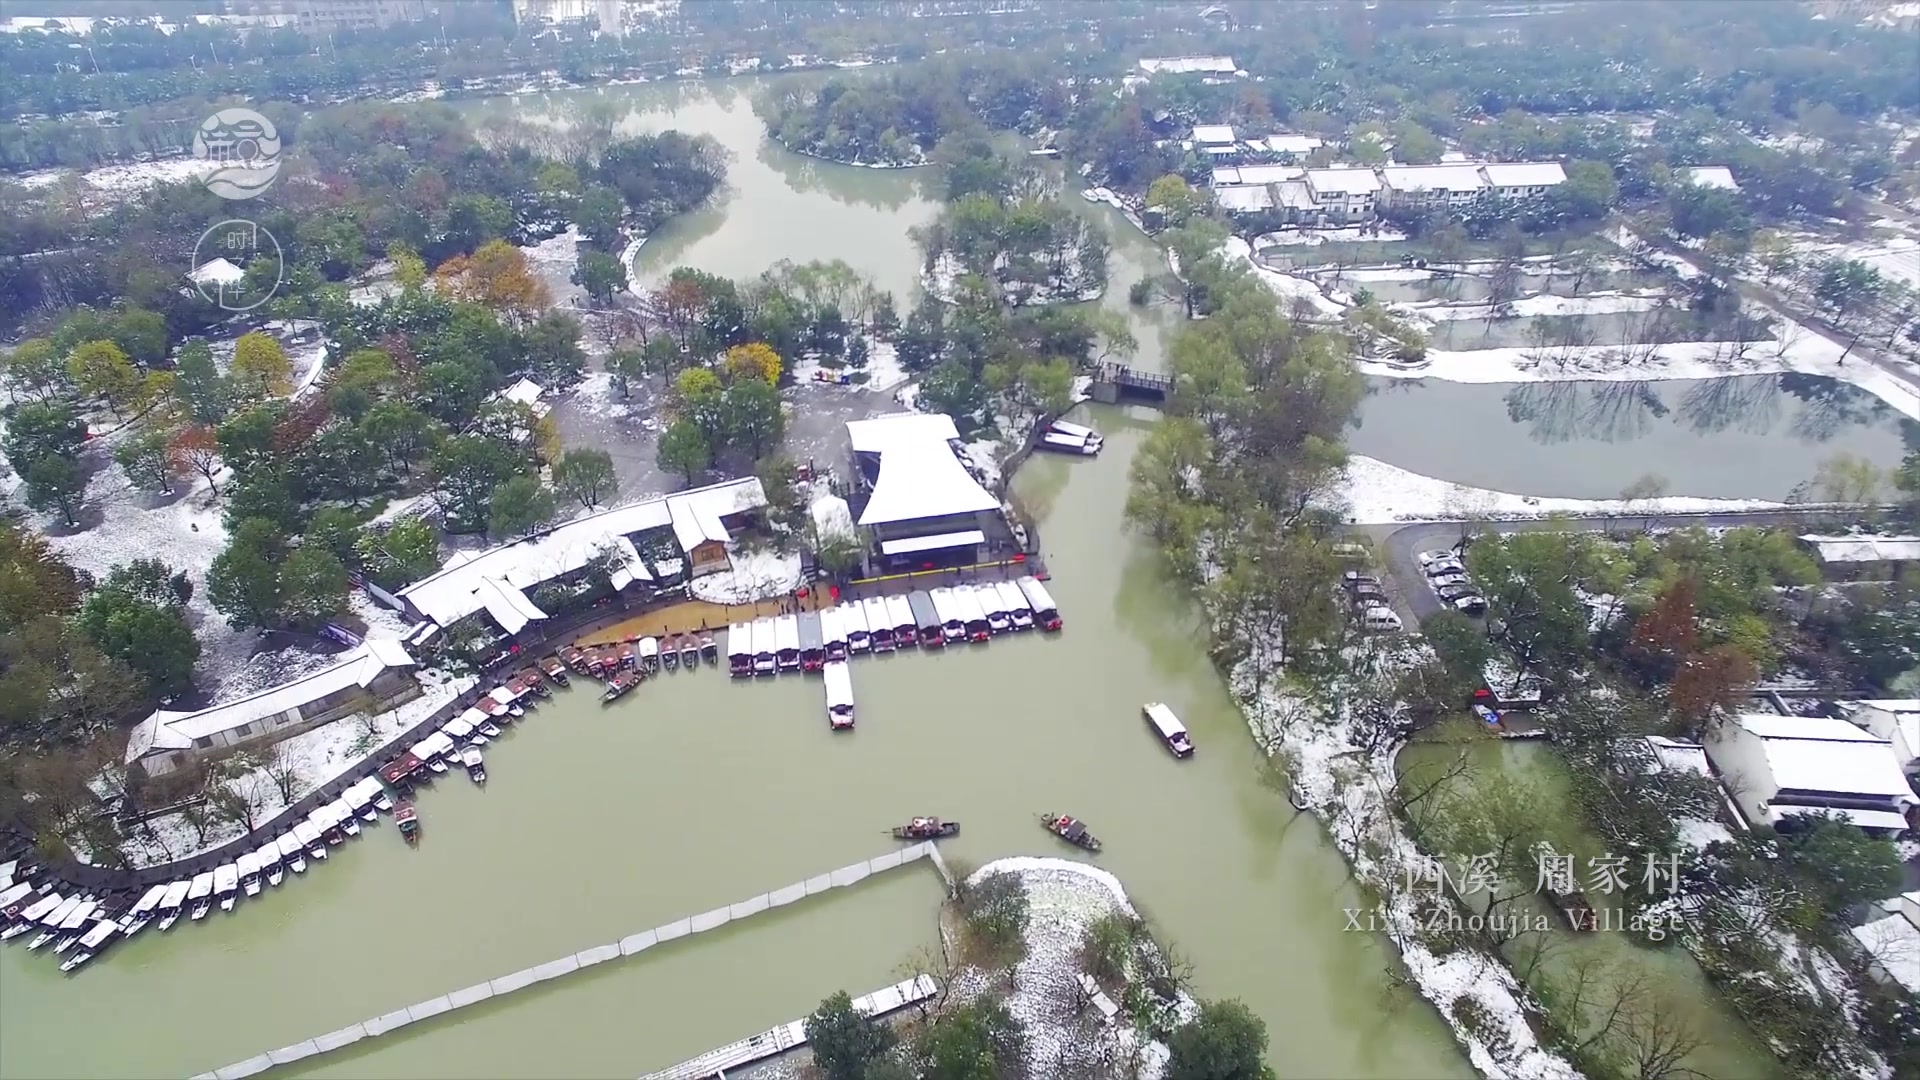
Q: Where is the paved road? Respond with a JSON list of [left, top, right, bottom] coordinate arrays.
[[1371, 508, 1854, 625]]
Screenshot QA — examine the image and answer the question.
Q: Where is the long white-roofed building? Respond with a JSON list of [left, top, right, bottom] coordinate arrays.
[[125, 640, 420, 777], [1705, 713, 1917, 836], [394, 478, 767, 653], [847, 414, 1002, 570]]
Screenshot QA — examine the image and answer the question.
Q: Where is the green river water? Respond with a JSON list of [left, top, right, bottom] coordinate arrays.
[[0, 77, 1483, 1079]]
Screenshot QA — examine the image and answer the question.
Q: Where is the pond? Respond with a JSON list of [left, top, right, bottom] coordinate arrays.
[[1350, 374, 1918, 500]]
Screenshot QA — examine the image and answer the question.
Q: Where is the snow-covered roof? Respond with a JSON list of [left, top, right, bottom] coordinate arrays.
[[1771, 806, 1910, 830], [879, 530, 986, 556], [397, 478, 767, 631], [1799, 534, 1920, 563], [1252, 134, 1322, 156], [1852, 911, 1920, 993], [1734, 715, 1917, 800], [1305, 167, 1381, 195], [125, 640, 417, 764], [1191, 124, 1236, 146], [1845, 700, 1920, 757], [1644, 736, 1711, 777], [1479, 162, 1566, 188], [1138, 56, 1237, 74], [1382, 164, 1488, 194], [847, 415, 997, 527], [188, 258, 245, 286], [490, 377, 551, 419], [1213, 185, 1275, 212], [1212, 164, 1303, 187], [1681, 166, 1740, 191]]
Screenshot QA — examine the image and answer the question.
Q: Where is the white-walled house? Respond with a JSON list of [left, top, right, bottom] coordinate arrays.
[[1843, 699, 1920, 777], [1704, 713, 1917, 835], [1851, 891, 1920, 996]]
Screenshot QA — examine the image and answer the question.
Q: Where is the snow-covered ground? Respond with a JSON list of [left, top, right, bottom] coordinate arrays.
[[1234, 641, 1577, 1080], [787, 340, 911, 394], [7, 156, 217, 194], [1219, 237, 1347, 319], [1251, 226, 1409, 248], [567, 370, 657, 425], [955, 858, 1196, 1080], [104, 672, 472, 868], [690, 548, 802, 603], [960, 437, 1005, 491], [1339, 455, 1785, 524], [1404, 291, 1667, 323]]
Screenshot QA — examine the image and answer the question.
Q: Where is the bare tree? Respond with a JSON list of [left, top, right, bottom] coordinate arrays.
[[1617, 998, 1708, 1080], [261, 742, 306, 805]]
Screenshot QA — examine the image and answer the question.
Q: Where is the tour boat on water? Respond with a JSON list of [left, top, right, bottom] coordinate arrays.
[[60, 918, 116, 973], [154, 882, 190, 930], [396, 801, 420, 846], [186, 873, 215, 921], [1040, 813, 1102, 852], [213, 862, 240, 912], [120, 884, 168, 937], [462, 746, 486, 784], [892, 817, 960, 840]]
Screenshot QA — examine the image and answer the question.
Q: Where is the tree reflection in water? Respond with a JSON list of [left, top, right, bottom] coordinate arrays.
[[1678, 376, 1781, 436], [1779, 372, 1894, 443], [1503, 381, 1672, 444]]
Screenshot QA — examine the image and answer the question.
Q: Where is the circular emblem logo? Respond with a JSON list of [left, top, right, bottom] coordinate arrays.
[[194, 108, 281, 200], [191, 221, 284, 312]]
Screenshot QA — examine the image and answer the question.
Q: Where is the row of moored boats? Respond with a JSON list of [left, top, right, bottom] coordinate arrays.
[[724, 576, 1063, 731], [558, 631, 719, 702]]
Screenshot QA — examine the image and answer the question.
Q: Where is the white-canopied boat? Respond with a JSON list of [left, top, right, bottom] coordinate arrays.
[[257, 842, 283, 887], [1143, 702, 1196, 758], [728, 622, 753, 677], [327, 796, 361, 838], [186, 871, 215, 921], [295, 817, 326, 861], [821, 606, 849, 661], [487, 684, 523, 719], [823, 659, 855, 731], [275, 831, 307, 876], [841, 601, 871, 653], [1038, 428, 1100, 455], [750, 617, 778, 675], [462, 746, 486, 784], [1017, 576, 1061, 631], [372, 785, 394, 813], [121, 883, 168, 937], [154, 881, 190, 930], [977, 583, 1011, 634], [345, 777, 381, 822], [862, 597, 895, 652], [952, 585, 991, 642], [237, 851, 263, 897], [775, 614, 801, 671], [638, 635, 660, 672], [884, 594, 916, 647], [458, 705, 500, 740], [60, 918, 116, 973], [47, 898, 97, 953], [995, 579, 1034, 630], [5, 893, 62, 941], [26, 895, 76, 949], [0, 881, 35, 932], [213, 862, 240, 912], [930, 588, 965, 643]]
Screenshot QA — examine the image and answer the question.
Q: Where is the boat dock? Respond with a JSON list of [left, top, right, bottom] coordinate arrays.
[[191, 843, 954, 1079], [641, 975, 940, 1080]]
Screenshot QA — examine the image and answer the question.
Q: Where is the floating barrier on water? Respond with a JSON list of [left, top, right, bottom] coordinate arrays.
[[642, 974, 941, 1080], [191, 843, 951, 1080]]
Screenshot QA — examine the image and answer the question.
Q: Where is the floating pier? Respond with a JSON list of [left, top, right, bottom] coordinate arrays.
[[192, 843, 952, 1080], [641, 974, 940, 1080]]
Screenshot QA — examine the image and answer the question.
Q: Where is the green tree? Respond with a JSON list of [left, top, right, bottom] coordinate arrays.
[[916, 998, 1025, 1080], [432, 434, 521, 532], [3, 401, 86, 478], [76, 567, 199, 697], [521, 311, 589, 390], [305, 506, 365, 568], [207, 520, 286, 631], [23, 456, 85, 526], [231, 332, 292, 399], [722, 377, 786, 458], [657, 418, 711, 485], [1146, 174, 1203, 227], [1166, 999, 1275, 1080], [1774, 815, 1905, 921], [1390, 120, 1444, 164], [574, 185, 626, 245], [1, 338, 75, 401], [804, 991, 898, 1080], [111, 307, 169, 366], [552, 448, 619, 509], [958, 870, 1029, 957], [607, 344, 647, 398], [487, 475, 555, 539], [112, 428, 175, 494], [1421, 608, 1494, 700], [278, 547, 350, 629], [67, 340, 141, 416], [1813, 259, 1886, 329], [355, 517, 442, 591], [573, 251, 628, 306], [361, 400, 439, 474], [172, 341, 232, 425]]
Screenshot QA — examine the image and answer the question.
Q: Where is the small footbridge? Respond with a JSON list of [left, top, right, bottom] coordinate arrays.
[[1089, 363, 1172, 405]]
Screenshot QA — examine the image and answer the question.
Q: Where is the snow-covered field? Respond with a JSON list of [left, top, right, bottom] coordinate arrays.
[[787, 340, 911, 393], [1251, 226, 1409, 248], [690, 548, 802, 603], [1219, 237, 1347, 319], [954, 858, 1195, 1080], [7, 156, 217, 194], [105, 672, 472, 868], [1340, 455, 1785, 524]]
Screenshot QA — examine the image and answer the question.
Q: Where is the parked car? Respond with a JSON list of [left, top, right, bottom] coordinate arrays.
[[1359, 606, 1402, 632], [1429, 573, 1470, 591], [1417, 548, 1459, 567], [1342, 572, 1381, 589], [1451, 595, 1488, 615], [1424, 558, 1466, 578], [1436, 582, 1478, 601], [1351, 583, 1387, 605]]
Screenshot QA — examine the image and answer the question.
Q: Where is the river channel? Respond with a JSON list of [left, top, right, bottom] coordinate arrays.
[[0, 78, 1472, 1079]]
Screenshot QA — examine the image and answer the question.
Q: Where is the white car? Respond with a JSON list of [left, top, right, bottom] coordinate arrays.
[[1424, 558, 1466, 577], [1360, 606, 1402, 632], [1416, 549, 1458, 566], [1430, 573, 1470, 590]]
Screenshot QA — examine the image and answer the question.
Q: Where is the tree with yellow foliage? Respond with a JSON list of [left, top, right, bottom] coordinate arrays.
[[724, 342, 782, 386], [389, 241, 427, 293], [66, 340, 140, 416], [433, 239, 551, 324], [231, 332, 292, 399]]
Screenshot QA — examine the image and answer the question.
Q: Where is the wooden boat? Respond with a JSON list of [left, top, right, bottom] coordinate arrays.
[[679, 635, 700, 668], [603, 669, 641, 703], [560, 645, 589, 673], [541, 656, 570, 686], [516, 668, 552, 697], [395, 801, 420, 846], [891, 817, 960, 840], [662, 634, 680, 670], [1040, 813, 1102, 853], [700, 633, 718, 665]]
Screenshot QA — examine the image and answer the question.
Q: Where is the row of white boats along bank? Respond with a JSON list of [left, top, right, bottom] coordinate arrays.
[[0, 672, 556, 976], [724, 576, 1063, 730]]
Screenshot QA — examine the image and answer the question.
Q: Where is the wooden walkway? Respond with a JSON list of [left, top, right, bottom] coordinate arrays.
[[1091, 363, 1173, 402], [641, 975, 940, 1080], [577, 594, 828, 647], [191, 844, 953, 1080]]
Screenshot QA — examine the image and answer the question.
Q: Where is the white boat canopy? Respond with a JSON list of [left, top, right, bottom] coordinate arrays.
[[187, 872, 214, 899], [820, 606, 846, 646], [0, 882, 32, 909], [995, 580, 1031, 614], [293, 820, 323, 847], [459, 706, 491, 727], [1049, 419, 1098, 439], [823, 660, 854, 709], [129, 883, 169, 915], [639, 637, 660, 658], [840, 602, 869, 639], [1016, 575, 1057, 614], [78, 920, 116, 948], [236, 851, 260, 877], [347, 777, 382, 805], [59, 899, 97, 929], [20, 894, 63, 922], [488, 685, 519, 706], [443, 716, 476, 740], [158, 881, 191, 908], [461, 747, 483, 766], [275, 833, 305, 859], [884, 594, 915, 633], [213, 864, 239, 892]]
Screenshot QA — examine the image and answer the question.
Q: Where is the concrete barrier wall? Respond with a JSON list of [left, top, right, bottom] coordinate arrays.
[[190, 843, 943, 1080]]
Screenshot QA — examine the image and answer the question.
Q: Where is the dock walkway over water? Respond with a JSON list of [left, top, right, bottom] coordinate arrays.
[[193, 843, 955, 1079], [642, 975, 939, 1080], [1089, 362, 1172, 404]]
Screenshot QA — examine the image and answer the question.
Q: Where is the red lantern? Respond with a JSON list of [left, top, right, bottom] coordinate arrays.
[[1012, 553, 1026, 563]]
